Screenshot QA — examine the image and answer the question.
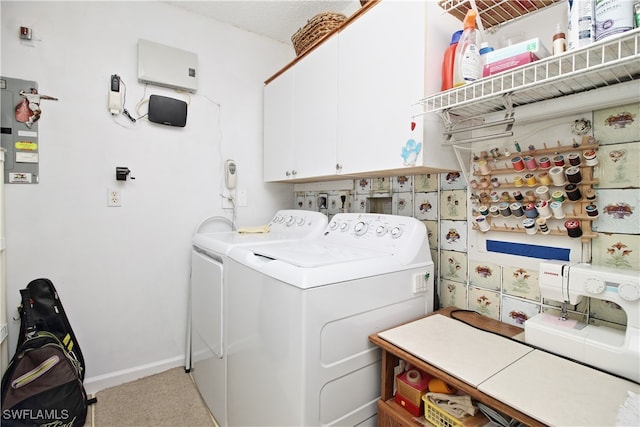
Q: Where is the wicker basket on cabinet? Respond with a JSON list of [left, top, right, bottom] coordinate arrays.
[[291, 12, 346, 56]]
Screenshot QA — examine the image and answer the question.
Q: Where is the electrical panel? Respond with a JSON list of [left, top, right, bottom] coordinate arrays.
[[0, 76, 39, 184]]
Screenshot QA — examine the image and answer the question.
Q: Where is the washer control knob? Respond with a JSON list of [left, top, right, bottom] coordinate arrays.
[[376, 225, 387, 236], [285, 216, 295, 227], [390, 227, 402, 238], [340, 222, 349, 232], [618, 282, 640, 301], [583, 277, 605, 295], [354, 221, 368, 236], [329, 221, 339, 230], [297, 217, 305, 226]]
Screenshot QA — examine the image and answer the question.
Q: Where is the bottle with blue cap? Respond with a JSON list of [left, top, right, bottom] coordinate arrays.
[[441, 29, 463, 91]]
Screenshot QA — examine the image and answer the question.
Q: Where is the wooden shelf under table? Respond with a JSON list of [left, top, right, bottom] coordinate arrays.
[[369, 307, 545, 427]]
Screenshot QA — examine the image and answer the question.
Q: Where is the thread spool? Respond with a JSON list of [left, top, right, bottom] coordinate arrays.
[[523, 218, 537, 235], [512, 191, 524, 201], [584, 150, 598, 166], [551, 190, 565, 203], [567, 152, 581, 166], [470, 179, 479, 189], [524, 156, 538, 171], [478, 160, 491, 175], [524, 202, 538, 218], [584, 188, 596, 201], [475, 215, 491, 232], [489, 206, 500, 217], [549, 166, 566, 186], [499, 202, 512, 217], [501, 191, 511, 202], [480, 205, 489, 216], [550, 201, 565, 219], [480, 177, 490, 188], [553, 155, 565, 167], [491, 177, 500, 188], [536, 217, 550, 235], [535, 186, 550, 201], [565, 166, 582, 184], [539, 157, 551, 169], [585, 204, 599, 218], [565, 183, 582, 201], [525, 190, 536, 202], [490, 191, 500, 202], [511, 202, 524, 217], [511, 156, 525, 171], [565, 219, 583, 238], [524, 173, 537, 187], [513, 175, 524, 187], [538, 172, 551, 186], [535, 200, 552, 219], [479, 192, 490, 204]]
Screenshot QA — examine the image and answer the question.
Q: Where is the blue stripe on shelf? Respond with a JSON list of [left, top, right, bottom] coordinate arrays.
[[486, 240, 570, 261]]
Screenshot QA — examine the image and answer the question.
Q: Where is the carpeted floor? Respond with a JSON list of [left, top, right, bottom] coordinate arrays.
[[90, 367, 216, 426]]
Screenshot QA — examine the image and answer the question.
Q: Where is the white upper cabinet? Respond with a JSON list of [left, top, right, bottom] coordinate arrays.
[[263, 66, 294, 182], [264, 0, 460, 182], [264, 36, 338, 181]]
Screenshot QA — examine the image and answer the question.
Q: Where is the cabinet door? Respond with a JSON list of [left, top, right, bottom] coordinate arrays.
[[292, 36, 339, 179], [337, 1, 426, 175], [264, 67, 295, 182]]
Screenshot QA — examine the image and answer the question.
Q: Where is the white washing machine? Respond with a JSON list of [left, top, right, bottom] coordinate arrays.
[[189, 210, 328, 426], [225, 213, 434, 427]]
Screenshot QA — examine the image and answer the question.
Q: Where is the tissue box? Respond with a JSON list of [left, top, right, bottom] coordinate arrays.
[[483, 52, 540, 77], [396, 369, 431, 408], [483, 37, 549, 64]]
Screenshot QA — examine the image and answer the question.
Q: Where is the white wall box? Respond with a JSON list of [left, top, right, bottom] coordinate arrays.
[[263, 0, 460, 183]]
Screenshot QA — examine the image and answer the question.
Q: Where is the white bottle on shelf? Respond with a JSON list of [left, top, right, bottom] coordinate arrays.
[[453, 9, 482, 87]]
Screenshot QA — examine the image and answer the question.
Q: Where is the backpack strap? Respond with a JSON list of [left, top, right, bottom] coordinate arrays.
[[20, 288, 36, 335]]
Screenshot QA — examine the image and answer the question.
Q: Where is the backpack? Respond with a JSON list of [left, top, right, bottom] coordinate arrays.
[[15, 278, 85, 380], [1, 278, 94, 426]]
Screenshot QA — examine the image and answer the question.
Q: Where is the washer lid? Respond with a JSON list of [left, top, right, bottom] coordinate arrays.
[[252, 240, 387, 268]]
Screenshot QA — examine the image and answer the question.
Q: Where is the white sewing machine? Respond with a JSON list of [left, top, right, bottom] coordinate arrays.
[[525, 261, 640, 383]]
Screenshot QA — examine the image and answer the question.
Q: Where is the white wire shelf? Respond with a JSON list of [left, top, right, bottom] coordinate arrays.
[[439, 0, 562, 31], [420, 28, 640, 119]]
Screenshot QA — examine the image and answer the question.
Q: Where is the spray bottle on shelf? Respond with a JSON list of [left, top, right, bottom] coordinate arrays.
[[441, 30, 463, 91], [453, 9, 482, 87]]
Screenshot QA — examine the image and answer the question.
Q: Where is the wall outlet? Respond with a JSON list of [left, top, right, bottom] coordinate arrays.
[[108, 188, 121, 207]]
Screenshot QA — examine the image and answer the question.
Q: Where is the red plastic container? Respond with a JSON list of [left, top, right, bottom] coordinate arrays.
[[441, 30, 463, 91]]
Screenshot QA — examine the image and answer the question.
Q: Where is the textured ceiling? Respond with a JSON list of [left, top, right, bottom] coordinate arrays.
[[166, 0, 362, 46]]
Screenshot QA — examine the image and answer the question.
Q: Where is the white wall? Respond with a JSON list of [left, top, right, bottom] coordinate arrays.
[[1, 1, 293, 392]]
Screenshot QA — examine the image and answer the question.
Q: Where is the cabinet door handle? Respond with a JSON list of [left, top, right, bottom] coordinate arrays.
[[336, 163, 342, 171], [291, 170, 297, 176], [285, 171, 291, 177]]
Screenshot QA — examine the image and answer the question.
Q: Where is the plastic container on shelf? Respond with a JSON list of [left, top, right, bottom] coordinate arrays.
[[441, 30, 463, 91], [453, 9, 482, 87], [567, 0, 594, 50]]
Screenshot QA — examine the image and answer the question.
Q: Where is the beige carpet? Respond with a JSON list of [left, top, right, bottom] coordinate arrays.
[[91, 367, 216, 427]]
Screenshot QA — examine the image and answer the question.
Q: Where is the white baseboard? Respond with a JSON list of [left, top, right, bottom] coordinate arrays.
[[84, 355, 186, 395]]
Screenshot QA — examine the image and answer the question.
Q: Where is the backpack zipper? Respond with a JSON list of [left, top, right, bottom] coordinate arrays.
[[11, 354, 60, 389]]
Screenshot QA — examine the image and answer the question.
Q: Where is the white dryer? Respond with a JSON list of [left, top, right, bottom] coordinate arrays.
[[189, 210, 327, 426], [225, 213, 434, 427]]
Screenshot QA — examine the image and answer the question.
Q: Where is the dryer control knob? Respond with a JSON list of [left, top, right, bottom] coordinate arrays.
[[297, 217, 305, 226], [329, 221, 339, 230], [340, 222, 349, 232], [390, 227, 402, 238], [354, 221, 368, 236], [376, 225, 387, 236], [285, 216, 295, 226]]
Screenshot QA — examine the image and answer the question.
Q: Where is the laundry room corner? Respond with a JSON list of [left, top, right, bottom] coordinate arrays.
[[0, 0, 293, 393]]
